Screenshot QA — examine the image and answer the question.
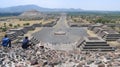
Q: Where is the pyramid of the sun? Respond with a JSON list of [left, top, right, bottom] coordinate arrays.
[[19, 10, 44, 17]]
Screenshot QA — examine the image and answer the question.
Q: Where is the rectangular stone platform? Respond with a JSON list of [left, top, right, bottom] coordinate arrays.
[[102, 30, 120, 41], [6, 32, 17, 41], [68, 22, 91, 27], [24, 26, 35, 31], [97, 28, 110, 37], [92, 26, 110, 33], [32, 23, 42, 27], [88, 23, 103, 30], [9, 28, 25, 36], [90, 25, 120, 41], [43, 21, 56, 27], [92, 27, 101, 33], [79, 37, 115, 51], [7, 26, 36, 41]]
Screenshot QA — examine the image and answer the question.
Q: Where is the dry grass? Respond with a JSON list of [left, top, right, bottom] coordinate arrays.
[[87, 30, 98, 37], [0, 20, 42, 27], [0, 18, 56, 27], [71, 17, 90, 23], [0, 32, 6, 41], [0, 18, 55, 41], [108, 41, 120, 47]]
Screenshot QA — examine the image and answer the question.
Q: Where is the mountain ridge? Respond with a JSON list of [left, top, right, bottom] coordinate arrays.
[[0, 5, 83, 13]]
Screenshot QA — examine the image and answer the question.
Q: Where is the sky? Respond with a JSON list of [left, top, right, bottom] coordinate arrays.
[[0, 0, 120, 11]]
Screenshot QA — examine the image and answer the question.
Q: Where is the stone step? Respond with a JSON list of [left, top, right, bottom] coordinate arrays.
[[82, 49, 115, 51], [82, 46, 114, 49], [84, 44, 109, 46], [30, 37, 40, 45], [6, 32, 17, 41]]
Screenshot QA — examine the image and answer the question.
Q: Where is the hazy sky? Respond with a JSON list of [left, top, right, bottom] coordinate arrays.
[[0, 0, 120, 11]]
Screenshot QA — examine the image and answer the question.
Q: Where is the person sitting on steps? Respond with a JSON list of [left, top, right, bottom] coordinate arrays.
[[22, 36, 30, 49], [1, 35, 11, 47]]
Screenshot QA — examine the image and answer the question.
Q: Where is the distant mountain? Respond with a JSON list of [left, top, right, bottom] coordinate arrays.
[[0, 5, 83, 13]]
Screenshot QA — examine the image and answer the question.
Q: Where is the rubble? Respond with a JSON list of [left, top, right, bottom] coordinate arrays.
[[0, 42, 119, 67]]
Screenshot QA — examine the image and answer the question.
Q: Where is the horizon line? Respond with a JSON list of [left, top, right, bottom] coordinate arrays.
[[0, 4, 120, 12]]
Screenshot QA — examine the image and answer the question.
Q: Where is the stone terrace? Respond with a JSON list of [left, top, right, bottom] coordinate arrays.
[[79, 37, 115, 51]]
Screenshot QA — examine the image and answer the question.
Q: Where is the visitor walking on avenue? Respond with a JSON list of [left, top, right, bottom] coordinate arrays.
[[22, 36, 30, 49], [1, 35, 11, 47]]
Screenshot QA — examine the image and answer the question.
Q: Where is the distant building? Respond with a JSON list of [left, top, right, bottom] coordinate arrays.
[[19, 10, 46, 19]]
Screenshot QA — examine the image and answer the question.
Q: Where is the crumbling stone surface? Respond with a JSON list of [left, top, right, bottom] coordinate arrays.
[[0, 42, 120, 67]]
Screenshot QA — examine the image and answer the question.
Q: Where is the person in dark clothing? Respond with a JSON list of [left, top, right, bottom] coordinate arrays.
[[22, 36, 29, 49], [1, 35, 11, 47]]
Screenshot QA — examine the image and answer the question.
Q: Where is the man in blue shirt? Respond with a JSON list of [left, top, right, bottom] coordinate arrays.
[[2, 35, 11, 47], [22, 36, 29, 49]]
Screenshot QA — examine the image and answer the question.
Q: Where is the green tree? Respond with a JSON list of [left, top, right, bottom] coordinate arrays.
[[9, 23, 13, 28], [1, 27, 7, 32], [26, 23, 30, 26], [17, 24, 20, 27], [14, 25, 18, 28], [23, 23, 30, 26], [4, 23, 7, 27], [73, 19, 77, 22]]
